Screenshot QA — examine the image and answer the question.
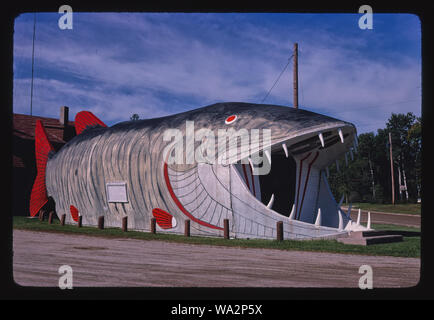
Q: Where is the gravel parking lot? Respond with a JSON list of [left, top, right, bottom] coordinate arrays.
[[13, 230, 420, 288]]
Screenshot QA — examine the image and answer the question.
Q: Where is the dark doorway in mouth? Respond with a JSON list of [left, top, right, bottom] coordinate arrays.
[[259, 152, 296, 217]]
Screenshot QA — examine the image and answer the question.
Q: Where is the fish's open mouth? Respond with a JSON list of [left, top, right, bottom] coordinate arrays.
[[235, 152, 296, 217], [259, 152, 296, 216], [235, 124, 356, 222]]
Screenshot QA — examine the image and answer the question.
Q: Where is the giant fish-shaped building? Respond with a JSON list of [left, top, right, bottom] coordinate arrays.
[[30, 102, 366, 239]]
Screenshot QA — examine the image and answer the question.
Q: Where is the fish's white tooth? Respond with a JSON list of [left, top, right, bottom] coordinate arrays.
[[266, 194, 274, 209], [289, 204, 295, 220], [345, 153, 348, 166], [264, 149, 272, 165], [338, 128, 344, 143], [282, 143, 289, 158], [356, 208, 361, 225], [318, 133, 325, 147], [338, 210, 343, 231], [367, 211, 371, 229], [326, 166, 329, 178], [336, 159, 340, 172], [315, 208, 321, 226], [248, 157, 256, 175], [338, 194, 345, 207]]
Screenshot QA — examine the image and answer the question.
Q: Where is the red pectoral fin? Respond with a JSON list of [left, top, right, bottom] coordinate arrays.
[[152, 208, 174, 229], [75, 111, 107, 135], [70, 205, 79, 222]]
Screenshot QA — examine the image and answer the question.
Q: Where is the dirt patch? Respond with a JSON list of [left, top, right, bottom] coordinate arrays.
[[13, 230, 420, 288]]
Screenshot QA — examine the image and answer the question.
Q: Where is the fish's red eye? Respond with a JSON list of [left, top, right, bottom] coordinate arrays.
[[225, 115, 237, 124]]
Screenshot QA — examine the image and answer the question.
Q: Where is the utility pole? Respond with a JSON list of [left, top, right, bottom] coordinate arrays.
[[389, 132, 395, 205], [293, 42, 298, 109], [368, 157, 375, 200], [398, 164, 402, 201], [400, 146, 409, 202], [403, 167, 409, 201]]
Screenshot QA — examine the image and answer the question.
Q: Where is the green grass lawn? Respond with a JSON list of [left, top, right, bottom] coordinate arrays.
[[13, 216, 420, 258], [346, 202, 421, 215]]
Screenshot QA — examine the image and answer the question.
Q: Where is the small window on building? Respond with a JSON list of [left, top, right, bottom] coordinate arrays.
[[106, 182, 128, 203]]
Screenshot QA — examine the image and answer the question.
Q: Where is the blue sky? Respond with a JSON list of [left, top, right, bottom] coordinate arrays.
[[13, 12, 421, 133]]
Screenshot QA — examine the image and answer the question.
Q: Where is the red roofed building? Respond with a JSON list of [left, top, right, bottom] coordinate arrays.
[[13, 106, 76, 216]]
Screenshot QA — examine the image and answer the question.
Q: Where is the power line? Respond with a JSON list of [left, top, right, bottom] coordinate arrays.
[[30, 13, 36, 116], [261, 54, 294, 104], [298, 50, 304, 107]]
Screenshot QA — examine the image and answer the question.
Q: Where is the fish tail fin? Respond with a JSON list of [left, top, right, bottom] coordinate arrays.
[[75, 111, 107, 135], [29, 120, 54, 217]]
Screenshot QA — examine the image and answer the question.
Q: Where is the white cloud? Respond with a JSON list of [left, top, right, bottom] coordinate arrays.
[[13, 13, 421, 133]]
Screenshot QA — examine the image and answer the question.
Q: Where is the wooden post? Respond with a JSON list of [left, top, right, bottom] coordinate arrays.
[[293, 43, 298, 109], [78, 215, 82, 228], [48, 211, 54, 224], [122, 216, 128, 232], [151, 218, 156, 234], [276, 221, 283, 241], [184, 219, 190, 237], [60, 214, 66, 226], [224, 219, 229, 239], [98, 216, 104, 229], [389, 132, 395, 205]]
